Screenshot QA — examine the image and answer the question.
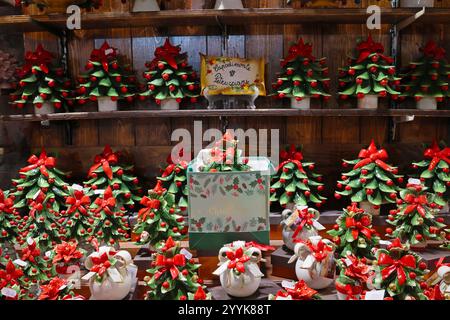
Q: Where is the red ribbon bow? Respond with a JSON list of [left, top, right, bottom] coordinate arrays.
[[90, 252, 112, 277], [138, 196, 161, 221], [93, 187, 116, 216], [155, 253, 186, 280], [421, 40, 446, 61], [436, 257, 450, 269], [88, 145, 118, 180], [292, 208, 316, 239], [226, 247, 250, 273], [424, 141, 450, 172], [378, 252, 417, 286], [403, 193, 428, 217], [305, 240, 333, 263], [22, 241, 41, 263], [66, 190, 91, 216], [354, 140, 394, 172], [151, 38, 181, 70], [345, 216, 373, 241], [20, 149, 56, 178], [282, 38, 315, 67], [277, 144, 305, 173], [0, 190, 15, 214], [0, 261, 24, 289], [335, 282, 362, 300], [18, 44, 54, 78], [90, 41, 117, 72], [356, 35, 394, 64], [29, 192, 45, 219]]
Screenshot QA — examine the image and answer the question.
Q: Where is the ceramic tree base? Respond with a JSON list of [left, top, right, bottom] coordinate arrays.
[[357, 95, 378, 110], [215, 0, 244, 9], [132, 0, 160, 12], [400, 0, 434, 7], [98, 97, 118, 112], [160, 99, 180, 110], [359, 201, 380, 216], [291, 97, 310, 110], [209, 279, 281, 300], [416, 97, 437, 110], [34, 102, 54, 115]]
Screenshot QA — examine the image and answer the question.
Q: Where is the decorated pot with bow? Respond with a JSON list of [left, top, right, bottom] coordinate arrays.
[[213, 241, 264, 297], [288, 236, 335, 290], [83, 246, 137, 300], [437, 264, 450, 299], [281, 206, 324, 251]]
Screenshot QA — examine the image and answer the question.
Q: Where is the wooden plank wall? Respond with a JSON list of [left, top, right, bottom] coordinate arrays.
[[10, 0, 449, 210]]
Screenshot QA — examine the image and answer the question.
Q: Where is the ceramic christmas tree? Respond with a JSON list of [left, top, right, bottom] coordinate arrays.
[[76, 41, 137, 111], [140, 38, 200, 110], [372, 238, 429, 300], [84, 145, 142, 210], [90, 186, 130, 247], [272, 38, 330, 109], [134, 181, 187, 247], [335, 254, 370, 300], [386, 181, 446, 248], [327, 203, 380, 259], [335, 140, 403, 215], [0, 50, 17, 89], [338, 35, 400, 109], [11, 149, 69, 214], [270, 145, 326, 210], [9, 44, 72, 114], [399, 41, 449, 110], [199, 132, 251, 172], [144, 237, 205, 300], [0, 189, 21, 254], [411, 141, 450, 211]]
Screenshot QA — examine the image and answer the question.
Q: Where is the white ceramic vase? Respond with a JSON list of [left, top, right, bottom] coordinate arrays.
[[291, 97, 310, 110], [98, 97, 118, 112], [132, 0, 160, 12], [400, 0, 434, 7], [357, 95, 378, 110], [160, 99, 179, 110], [35, 101, 54, 115], [214, 0, 244, 9], [219, 270, 261, 298], [360, 201, 380, 216], [416, 97, 437, 110]]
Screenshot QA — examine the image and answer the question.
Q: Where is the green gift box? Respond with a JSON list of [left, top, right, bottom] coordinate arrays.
[[187, 156, 273, 252]]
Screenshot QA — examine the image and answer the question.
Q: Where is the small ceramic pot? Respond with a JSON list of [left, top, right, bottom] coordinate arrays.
[[160, 98, 179, 110], [291, 97, 310, 110], [132, 0, 160, 12], [214, 0, 244, 9], [35, 101, 54, 115], [400, 0, 434, 7], [359, 201, 380, 216], [416, 97, 437, 110], [97, 97, 118, 112], [357, 95, 378, 110]]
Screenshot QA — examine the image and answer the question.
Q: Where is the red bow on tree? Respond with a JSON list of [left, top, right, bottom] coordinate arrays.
[[162, 236, 177, 251], [356, 35, 394, 64], [277, 144, 305, 173], [226, 247, 250, 273], [0, 190, 15, 214], [354, 140, 394, 172], [193, 286, 208, 300], [286, 280, 318, 300], [90, 41, 117, 72], [0, 261, 24, 289], [403, 193, 428, 217], [305, 239, 333, 263], [29, 192, 46, 219], [66, 190, 91, 216], [22, 241, 41, 263], [88, 145, 118, 180], [38, 277, 67, 300], [154, 253, 186, 280], [335, 282, 362, 300], [93, 187, 116, 216], [151, 38, 181, 70], [138, 196, 161, 221], [18, 44, 54, 77], [378, 252, 417, 286], [292, 208, 316, 239], [281, 38, 315, 67], [423, 141, 450, 171], [421, 41, 446, 61], [345, 215, 373, 241], [20, 149, 56, 178], [90, 252, 112, 277]]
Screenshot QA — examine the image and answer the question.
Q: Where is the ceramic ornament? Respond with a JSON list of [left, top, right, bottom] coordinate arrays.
[[268, 279, 321, 300], [437, 261, 450, 300], [335, 254, 371, 300], [288, 236, 336, 290]]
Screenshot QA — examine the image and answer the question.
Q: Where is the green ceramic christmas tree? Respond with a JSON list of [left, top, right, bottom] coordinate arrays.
[[0, 189, 21, 247]]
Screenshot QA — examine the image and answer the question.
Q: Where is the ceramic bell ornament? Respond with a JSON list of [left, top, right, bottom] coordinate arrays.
[[213, 241, 264, 298], [437, 264, 450, 299], [281, 206, 325, 251], [288, 236, 336, 290], [83, 246, 137, 300]]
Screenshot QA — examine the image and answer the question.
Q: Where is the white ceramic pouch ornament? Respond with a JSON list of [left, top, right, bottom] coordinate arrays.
[[83, 246, 137, 300], [213, 241, 264, 297], [281, 206, 325, 251], [288, 236, 335, 290], [438, 265, 450, 298]]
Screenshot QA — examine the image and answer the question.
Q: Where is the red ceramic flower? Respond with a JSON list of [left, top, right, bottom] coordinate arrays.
[[38, 277, 67, 300], [0, 261, 24, 289], [52, 241, 83, 265]]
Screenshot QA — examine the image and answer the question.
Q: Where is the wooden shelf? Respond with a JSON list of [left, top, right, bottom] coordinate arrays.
[[1, 108, 450, 122], [1, 8, 449, 34]]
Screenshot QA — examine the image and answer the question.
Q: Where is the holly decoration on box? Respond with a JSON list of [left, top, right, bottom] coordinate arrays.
[[335, 254, 371, 300], [144, 237, 205, 300], [411, 141, 450, 209], [157, 151, 189, 211], [9, 44, 73, 112], [399, 41, 449, 104], [0, 260, 24, 300], [38, 276, 83, 300], [327, 203, 380, 259], [84, 145, 142, 209], [77, 41, 137, 105], [273, 38, 330, 102], [270, 145, 326, 209], [269, 280, 321, 300], [0, 189, 21, 245], [134, 181, 187, 247], [385, 181, 446, 246], [11, 149, 69, 214], [60, 187, 94, 242], [199, 132, 251, 172], [338, 35, 400, 101], [372, 238, 429, 300], [335, 140, 403, 209], [90, 186, 130, 246], [140, 38, 200, 105]]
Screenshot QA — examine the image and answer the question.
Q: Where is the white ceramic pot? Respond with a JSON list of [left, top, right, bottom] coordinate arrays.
[[35, 101, 54, 115], [357, 95, 378, 110], [219, 270, 261, 298], [437, 266, 450, 297], [160, 99, 179, 110], [360, 201, 380, 216], [400, 0, 434, 7], [416, 97, 437, 110], [132, 0, 160, 12], [282, 226, 317, 252], [291, 97, 311, 110], [215, 0, 244, 9], [98, 97, 118, 112]]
